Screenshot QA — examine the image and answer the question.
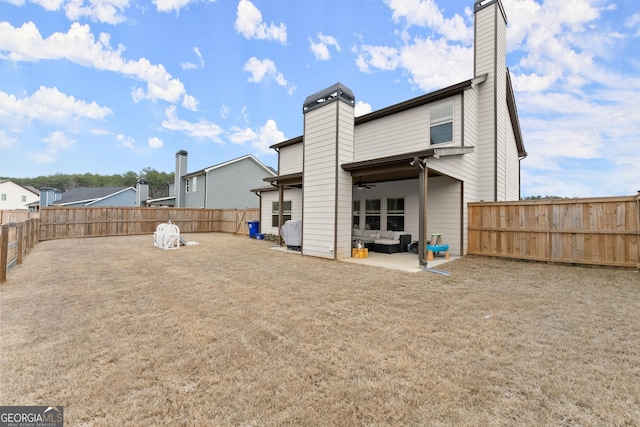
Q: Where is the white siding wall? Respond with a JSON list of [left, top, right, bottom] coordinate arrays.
[[475, 4, 498, 202], [503, 122, 521, 201], [259, 188, 303, 235], [426, 176, 463, 256], [303, 103, 339, 258], [336, 101, 355, 259], [279, 143, 303, 175], [355, 104, 429, 162], [353, 95, 463, 163]]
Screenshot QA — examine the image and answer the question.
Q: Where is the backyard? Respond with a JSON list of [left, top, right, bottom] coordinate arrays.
[[0, 233, 639, 425]]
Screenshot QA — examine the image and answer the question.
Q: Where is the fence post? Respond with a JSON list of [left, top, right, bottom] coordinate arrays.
[[16, 221, 24, 265], [1, 224, 8, 283]]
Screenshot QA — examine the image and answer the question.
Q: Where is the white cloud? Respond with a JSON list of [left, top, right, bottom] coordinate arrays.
[[148, 136, 163, 149], [8, 0, 130, 24], [383, 0, 472, 41], [309, 33, 341, 61], [229, 126, 256, 144], [625, 13, 640, 36], [219, 104, 230, 119], [356, 45, 400, 73], [152, 0, 213, 13], [228, 119, 284, 154], [234, 0, 286, 44], [0, 130, 17, 148], [29, 0, 65, 11], [182, 94, 199, 111], [161, 105, 223, 142], [64, 0, 131, 25], [354, 101, 372, 117], [37, 130, 75, 163], [252, 119, 283, 154], [181, 47, 205, 70], [117, 133, 134, 149], [0, 22, 188, 104], [356, 39, 471, 91], [0, 86, 112, 124], [243, 57, 290, 89]]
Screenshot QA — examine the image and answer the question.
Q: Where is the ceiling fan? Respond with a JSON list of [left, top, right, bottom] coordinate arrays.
[[354, 178, 376, 190]]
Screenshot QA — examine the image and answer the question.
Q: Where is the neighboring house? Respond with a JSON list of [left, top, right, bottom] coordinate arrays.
[[255, 0, 527, 264], [0, 180, 40, 210], [146, 151, 276, 209], [44, 187, 138, 207]]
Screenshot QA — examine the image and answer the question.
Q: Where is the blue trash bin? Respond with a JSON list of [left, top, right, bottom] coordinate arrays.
[[248, 220, 259, 238]]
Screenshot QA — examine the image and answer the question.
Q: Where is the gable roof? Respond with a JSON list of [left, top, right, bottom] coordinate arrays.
[[52, 187, 133, 206], [269, 75, 526, 158], [0, 179, 41, 196], [182, 154, 277, 178]]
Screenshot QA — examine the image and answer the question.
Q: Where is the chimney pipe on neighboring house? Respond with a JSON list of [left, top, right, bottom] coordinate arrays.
[[175, 150, 188, 208], [136, 178, 149, 206], [39, 187, 58, 208]]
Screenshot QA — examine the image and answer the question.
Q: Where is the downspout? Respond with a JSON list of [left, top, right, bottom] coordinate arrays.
[[204, 171, 208, 208], [278, 184, 284, 246], [333, 102, 340, 260]]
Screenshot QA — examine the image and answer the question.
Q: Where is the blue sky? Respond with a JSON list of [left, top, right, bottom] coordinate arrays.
[[0, 0, 638, 197]]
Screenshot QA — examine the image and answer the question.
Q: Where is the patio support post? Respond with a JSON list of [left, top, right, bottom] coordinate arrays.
[[278, 184, 284, 246], [413, 157, 429, 266]]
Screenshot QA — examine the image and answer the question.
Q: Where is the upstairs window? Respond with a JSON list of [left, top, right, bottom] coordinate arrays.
[[430, 101, 453, 145], [185, 179, 190, 193], [192, 176, 197, 192]]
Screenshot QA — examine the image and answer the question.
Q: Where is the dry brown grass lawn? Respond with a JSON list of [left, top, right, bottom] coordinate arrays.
[[1, 233, 639, 426]]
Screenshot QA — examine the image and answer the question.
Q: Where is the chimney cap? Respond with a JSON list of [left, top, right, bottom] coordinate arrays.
[[303, 82, 355, 114], [176, 150, 188, 156]]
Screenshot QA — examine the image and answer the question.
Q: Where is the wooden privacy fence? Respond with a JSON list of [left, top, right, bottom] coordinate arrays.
[[39, 207, 260, 240], [0, 210, 38, 224], [468, 195, 640, 269], [40, 207, 260, 240], [1, 218, 39, 283]]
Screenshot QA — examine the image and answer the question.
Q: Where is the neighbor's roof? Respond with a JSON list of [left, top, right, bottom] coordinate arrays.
[[52, 187, 133, 205], [182, 154, 277, 179], [0, 179, 41, 196]]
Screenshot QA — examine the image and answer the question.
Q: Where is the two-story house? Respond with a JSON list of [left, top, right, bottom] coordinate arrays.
[[256, 0, 526, 265], [147, 151, 277, 209]]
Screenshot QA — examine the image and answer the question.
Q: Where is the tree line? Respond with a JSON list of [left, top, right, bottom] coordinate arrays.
[[6, 167, 174, 199]]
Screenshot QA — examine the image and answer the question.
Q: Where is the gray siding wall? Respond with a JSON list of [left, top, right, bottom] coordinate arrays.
[[204, 158, 269, 209], [279, 143, 303, 175], [184, 175, 206, 208]]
